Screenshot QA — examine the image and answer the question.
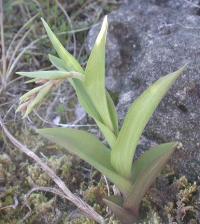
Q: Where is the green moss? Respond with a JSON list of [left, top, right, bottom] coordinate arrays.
[[84, 184, 107, 205], [48, 154, 72, 179], [26, 154, 72, 187], [65, 217, 96, 224], [27, 193, 56, 224], [164, 176, 198, 223], [27, 164, 50, 186]]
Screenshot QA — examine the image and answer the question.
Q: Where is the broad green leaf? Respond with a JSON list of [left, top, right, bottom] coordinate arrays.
[[123, 142, 177, 210], [48, 54, 68, 71], [41, 18, 83, 73], [37, 128, 132, 193], [16, 70, 84, 80], [84, 16, 114, 132], [103, 197, 136, 224], [111, 66, 186, 178]]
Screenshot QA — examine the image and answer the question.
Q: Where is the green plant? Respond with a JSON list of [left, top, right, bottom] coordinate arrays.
[[16, 16, 186, 223]]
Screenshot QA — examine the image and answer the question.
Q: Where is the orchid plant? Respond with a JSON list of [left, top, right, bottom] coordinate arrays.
[[16, 16, 186, 223]]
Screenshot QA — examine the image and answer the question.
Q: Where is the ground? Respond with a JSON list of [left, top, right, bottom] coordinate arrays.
[[0, 0, 199, 223]]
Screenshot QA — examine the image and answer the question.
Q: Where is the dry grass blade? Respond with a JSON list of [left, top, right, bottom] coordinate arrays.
[[6, 28, 32, 80], [57, 0, 77, 57], [0, 0, 6, 77], [6, 13, 39, 59], [0, 115, 105, 224]]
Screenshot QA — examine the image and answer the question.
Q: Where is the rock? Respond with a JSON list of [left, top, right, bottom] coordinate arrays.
[[87, 0, 200, 181]]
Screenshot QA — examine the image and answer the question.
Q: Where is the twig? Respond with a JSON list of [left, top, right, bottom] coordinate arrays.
[[24, 186, 67, 200], [0, 115, 105, 224]]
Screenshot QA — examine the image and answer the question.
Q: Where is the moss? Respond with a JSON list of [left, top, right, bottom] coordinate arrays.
[[27, 164, 51, 187], [84, 184, 107, 205], [84, 183, 107, 215], [0, 153, 12, 165], [65, 217, 96, 224], [26, 154, 72, 187], [164, 176, 198, 223], [29, 193, 48, 209], [48, 155, 72, 180], [140, 210, 162, 224], [27, 193, 57, 224], [4, 195, 14, 206], [107, 217, 121, 224]]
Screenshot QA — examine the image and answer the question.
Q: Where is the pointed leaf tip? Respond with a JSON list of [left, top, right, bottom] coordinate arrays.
[[41, 17, 46, 25], [124, 142, 178, 211], [96, 15, 108, 45], [84, 14, 116, 141], [41, 18, 83, 72]]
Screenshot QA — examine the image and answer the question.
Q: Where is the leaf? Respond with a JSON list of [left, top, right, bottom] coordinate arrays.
[[104, 195, 124, 206], [41, 20, 105, 127], [103, 197, 137, 224], [71, 79, 102, 121], [111, 66, 186, 178], [48, 54, 68, 71], [72, 78, 117, 147], [25, 78, 38, 83], [41, 18, 83, 73], [42, 17, 118, 145], [17, 70, 84, 80], [84, 16, 114, 132], [37, 128, 133, 193], [70, 79, 116, 147], [95, 119, 117, 147], [123, 142, 177, 210]]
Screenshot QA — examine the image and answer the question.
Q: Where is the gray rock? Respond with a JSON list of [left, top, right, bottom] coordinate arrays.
[[87, 0, 200, 181]]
